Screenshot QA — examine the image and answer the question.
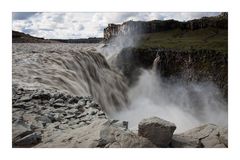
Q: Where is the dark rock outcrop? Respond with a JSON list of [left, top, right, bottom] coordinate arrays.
[[115, 47, 228, 100]]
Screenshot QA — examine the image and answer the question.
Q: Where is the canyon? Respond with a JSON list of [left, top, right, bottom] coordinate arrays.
[[12, 13, 228, 148]]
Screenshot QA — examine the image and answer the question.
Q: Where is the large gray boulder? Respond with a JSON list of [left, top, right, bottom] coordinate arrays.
[[171, 124, 228, 148], [138, 116, 176, 147]]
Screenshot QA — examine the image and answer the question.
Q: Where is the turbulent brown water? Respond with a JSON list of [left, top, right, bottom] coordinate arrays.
[[12, 43, 128, 113], [12, 43, 227, 132]]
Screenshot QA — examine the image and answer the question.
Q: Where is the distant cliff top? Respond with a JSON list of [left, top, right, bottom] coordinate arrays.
[[12, 30, 103, 43], [12, 31, 57, 43], [104, 13, 228, 52], [104, 12, 228, 40]]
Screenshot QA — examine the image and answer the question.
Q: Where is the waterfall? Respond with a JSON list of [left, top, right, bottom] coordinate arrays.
[[12, 43, 128, 113], [12, 43, 227, 132]]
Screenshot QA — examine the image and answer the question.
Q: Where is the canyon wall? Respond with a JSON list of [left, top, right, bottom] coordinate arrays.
[[104, 12, 227, 40], [115, 48, 228, 100]]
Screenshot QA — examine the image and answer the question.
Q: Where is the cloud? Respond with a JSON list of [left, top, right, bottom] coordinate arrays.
[[12, 12, 220, 39], [12, 12, 38, 20]]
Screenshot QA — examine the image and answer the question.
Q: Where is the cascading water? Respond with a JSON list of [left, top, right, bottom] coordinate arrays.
[[112, 55, 227, 133], [12, 43, 128, 113], [13, 42, 227, 133]]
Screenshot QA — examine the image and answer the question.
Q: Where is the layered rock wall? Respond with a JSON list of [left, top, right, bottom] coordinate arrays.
[[104, 12, 228, 40], [116, 48, 228, 99]]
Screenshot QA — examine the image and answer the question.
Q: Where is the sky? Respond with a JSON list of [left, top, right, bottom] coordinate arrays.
[[12, 12, 220, 39]]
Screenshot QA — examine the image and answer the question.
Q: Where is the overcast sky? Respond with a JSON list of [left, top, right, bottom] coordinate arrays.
[[12, 12, 220, 39]]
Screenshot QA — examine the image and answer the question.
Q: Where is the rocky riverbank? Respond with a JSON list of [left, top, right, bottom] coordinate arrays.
[[12, 86, 228, 148]]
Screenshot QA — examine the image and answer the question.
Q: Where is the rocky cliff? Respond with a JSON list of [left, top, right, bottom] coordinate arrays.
[[104, 12, 227, 40], [115, 47, 228, 100]]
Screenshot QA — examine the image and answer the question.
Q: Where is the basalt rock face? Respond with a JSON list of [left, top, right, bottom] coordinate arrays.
[[104, 13, 227, 40], [116, 47, 228, 100]]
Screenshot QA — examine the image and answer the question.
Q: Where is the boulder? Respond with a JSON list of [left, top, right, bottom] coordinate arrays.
[[171, 124, 228, 148], [36, 119, 155, 148], [12, 120, 41, 147], [138, 116, 176, 147]]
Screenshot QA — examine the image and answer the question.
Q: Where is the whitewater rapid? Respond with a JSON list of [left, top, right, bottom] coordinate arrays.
[[12, 43, 128, 113], [12, 43, 227, 132]]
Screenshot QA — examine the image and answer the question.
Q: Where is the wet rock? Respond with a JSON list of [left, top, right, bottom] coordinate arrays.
[[76, 100, 85, 108], [54, 98, 64, 104], [77, 112, 88, 119], [49, 98, 55, 105], [97, 121, 155, 148], [14, 132, 41, 147], [13, 102, 29, 109], [53, 113, 63, 121], [68, 119, 80, 126], [53, 92, 64, 100], [66, 108, 78, 115], [68, 97, 80, 104], [65, 115, 75, 119], [138, 116, 176, 147], [90, 110, 97, 115], [54, 108, 66, 114], [171, 124, 228, 148], [61, 119, 69, 124], [171, 135, 201, 148], [32, 90, 51, 100], [59, 124, 69, 130], [98, 111, 105, 116], [53, 103, 65, 108], [88, 102, 101, 110], [36, 115, 52, 124], [12, 119, 42, 147], [18, 96, 32, 102]]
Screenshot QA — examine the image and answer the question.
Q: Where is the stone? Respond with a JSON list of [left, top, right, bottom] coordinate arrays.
[[49, 98, 55, 105], [138, 116, 176, 147], [32, 90, 51, 100], [18, 96, 32, 102], [36, 119, 155, 148], [14, 132, 41, 147], [77, 112, 88, 119], [65, 114, 75, 119], [13, 102, 28, 109], [68, 97, 80, 104], [171, 124, 228, 148], [54, 98, 64, 104], [12, 122, 33, 143], [36, 115, 52, 124], [53, 113, 62, 121], [66, 108, 78, 114], [171, 135, 201, 148], [53, 103, 65, 108], [98, 111, 105, 116], [12, 120, 42, 147]]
